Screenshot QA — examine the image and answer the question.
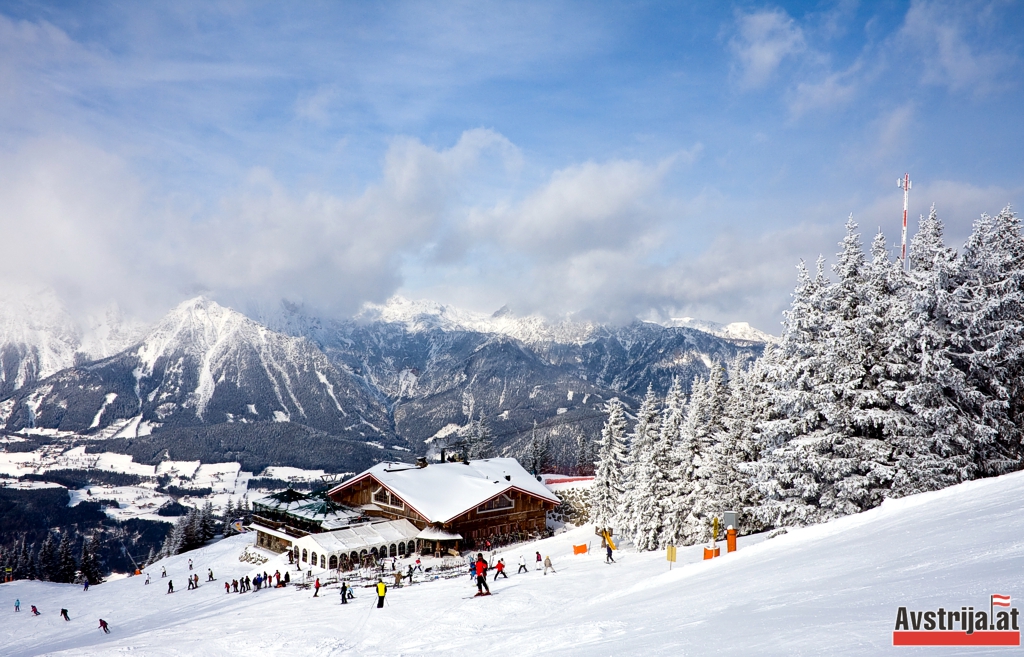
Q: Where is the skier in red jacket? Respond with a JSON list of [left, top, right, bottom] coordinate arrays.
[[474, 554, 490, 595], [493, 559, 507, 581]]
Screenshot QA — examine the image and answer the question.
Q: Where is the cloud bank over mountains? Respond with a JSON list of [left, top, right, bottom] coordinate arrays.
[[0, 2, 1020, 332]]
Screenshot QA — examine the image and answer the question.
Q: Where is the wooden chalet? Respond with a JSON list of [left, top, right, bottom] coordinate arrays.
[[327, 457, 560, 553]]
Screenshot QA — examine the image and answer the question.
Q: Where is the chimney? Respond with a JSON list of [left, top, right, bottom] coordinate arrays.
[[416, 457, 428, 468]]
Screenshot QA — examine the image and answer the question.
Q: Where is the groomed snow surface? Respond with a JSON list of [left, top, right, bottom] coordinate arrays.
[[4, 470, 1024, 656]]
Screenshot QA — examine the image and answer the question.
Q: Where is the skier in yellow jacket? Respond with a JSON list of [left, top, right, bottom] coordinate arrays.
[[376, 579, 387, 608]]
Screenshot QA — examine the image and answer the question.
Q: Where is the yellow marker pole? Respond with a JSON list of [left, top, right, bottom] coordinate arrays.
[[666, 545, 677, 570]]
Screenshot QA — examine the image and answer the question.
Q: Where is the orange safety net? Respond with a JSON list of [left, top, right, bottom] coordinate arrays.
[[573, 544, 588, 555]]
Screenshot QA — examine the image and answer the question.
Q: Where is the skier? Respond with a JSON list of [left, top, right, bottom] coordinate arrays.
[[376, 579, 387, 608], [393, 570, 402, 588], [517, 555, 527, 574], [493, 559, 507, 580], [145, 574, 151, 585], [474, 553, 490, 595], [15, 599, 20, 612], [605, 545, 615, 564], [99, 618, 110, 634], [407, 564, 414, 583], [313, 577, 321, 597], [284, 571, 290, 585], [415, 558, 422, 572], [225, 582, 230, 594], [31, 605, 41, 616], [83, 579, 90, 591], [187, 577, 194, 591], [60, 608, 70, 621], [535, 551, 542, 570], [167, 580, 174, 594], [244, 575, 251, 591], [543, 555, 556, 575], [161, 566, 166, 578], [208, 568, 214, 582], [275, 570, 281, 587], [188, 558, 193, 571], [232, 579, 238, 593], [340, 581, 348, 605]]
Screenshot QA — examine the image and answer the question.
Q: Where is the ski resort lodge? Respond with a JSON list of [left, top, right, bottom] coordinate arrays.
[[249, 457, 560, 567], [326, 457, 560, 554]]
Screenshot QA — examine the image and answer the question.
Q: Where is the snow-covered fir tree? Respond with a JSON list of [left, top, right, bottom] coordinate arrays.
[[676, 363, 736, 544], [466, 412, 495, 459], [652, 377, 690, 547], [617, 385, 663, 550], [589, 398, 628, 531], [945, 207, 1024, 475]]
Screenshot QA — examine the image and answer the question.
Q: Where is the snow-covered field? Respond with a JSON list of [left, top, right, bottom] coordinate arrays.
[[1, 443, 253, 520], [3, 469, 1024, 656]]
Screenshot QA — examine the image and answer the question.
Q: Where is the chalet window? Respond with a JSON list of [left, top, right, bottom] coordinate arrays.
[[302, 549, 308, 563], [477, 494, 514, 514], [398, 542, 406, 556], [329, 555, 338, 570], [311, 551, 317, 566], [321, 555, 326, 569], [372, 487, 405, 510], [390, 544, 397, 557]]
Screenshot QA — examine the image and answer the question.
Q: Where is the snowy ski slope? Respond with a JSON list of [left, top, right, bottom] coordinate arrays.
[[3, 469, 1023, 656]]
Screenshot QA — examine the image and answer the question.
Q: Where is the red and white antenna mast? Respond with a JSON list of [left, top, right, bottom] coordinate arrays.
[[898, 173, 912, 270]]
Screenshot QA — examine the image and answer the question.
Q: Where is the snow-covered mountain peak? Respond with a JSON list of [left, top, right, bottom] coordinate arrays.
[[662, 317, 775, 343], [357, 296, 599, 344]]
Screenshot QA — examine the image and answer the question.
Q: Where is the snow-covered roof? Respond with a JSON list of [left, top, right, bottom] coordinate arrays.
[[329, 457, 560, 524], [416, 527, 463, 540], [295, 519, 420, 555]]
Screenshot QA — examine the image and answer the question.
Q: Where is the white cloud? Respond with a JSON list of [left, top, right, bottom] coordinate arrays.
[[898, 0, 1014, 94], [788, 67, 858, 117], [729, 8, 806, 90]]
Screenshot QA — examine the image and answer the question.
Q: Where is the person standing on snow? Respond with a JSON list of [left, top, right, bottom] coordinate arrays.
[[543, 555, 556, 575], [14, 599, 20, 612], [225, 582, 230, 594], [605, 545, 615, 563], [167, 580, 174, 594], [188, 559, 193, 571], [161, 566, 166, 578], [535, 551, 542, 570], [376, 579, 387, 608], [493, 559, 507, 580], [393, 570, 402, 588], [208, 568, 214, 581], [60, 608, 70, 621], [145, 574, 151, 585], [313, 577, 321, 597], [517, 555, 527, 574], [99, 619, 110, 634], [474, 553, 490, 595], [340, 581, 348, 604], [83, 579, 90, 591]]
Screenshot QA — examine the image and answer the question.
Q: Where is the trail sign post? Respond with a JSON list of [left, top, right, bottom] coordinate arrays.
[[666, 545, 677, 570]]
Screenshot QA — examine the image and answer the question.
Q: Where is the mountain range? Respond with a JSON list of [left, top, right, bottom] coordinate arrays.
[[0, 292, 768, 471]]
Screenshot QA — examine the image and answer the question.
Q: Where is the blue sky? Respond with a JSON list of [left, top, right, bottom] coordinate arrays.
[[0, 1, 1021, 331]]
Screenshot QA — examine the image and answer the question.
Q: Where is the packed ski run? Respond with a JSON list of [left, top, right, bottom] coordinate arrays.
[[3, 469, 1023, 656]]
